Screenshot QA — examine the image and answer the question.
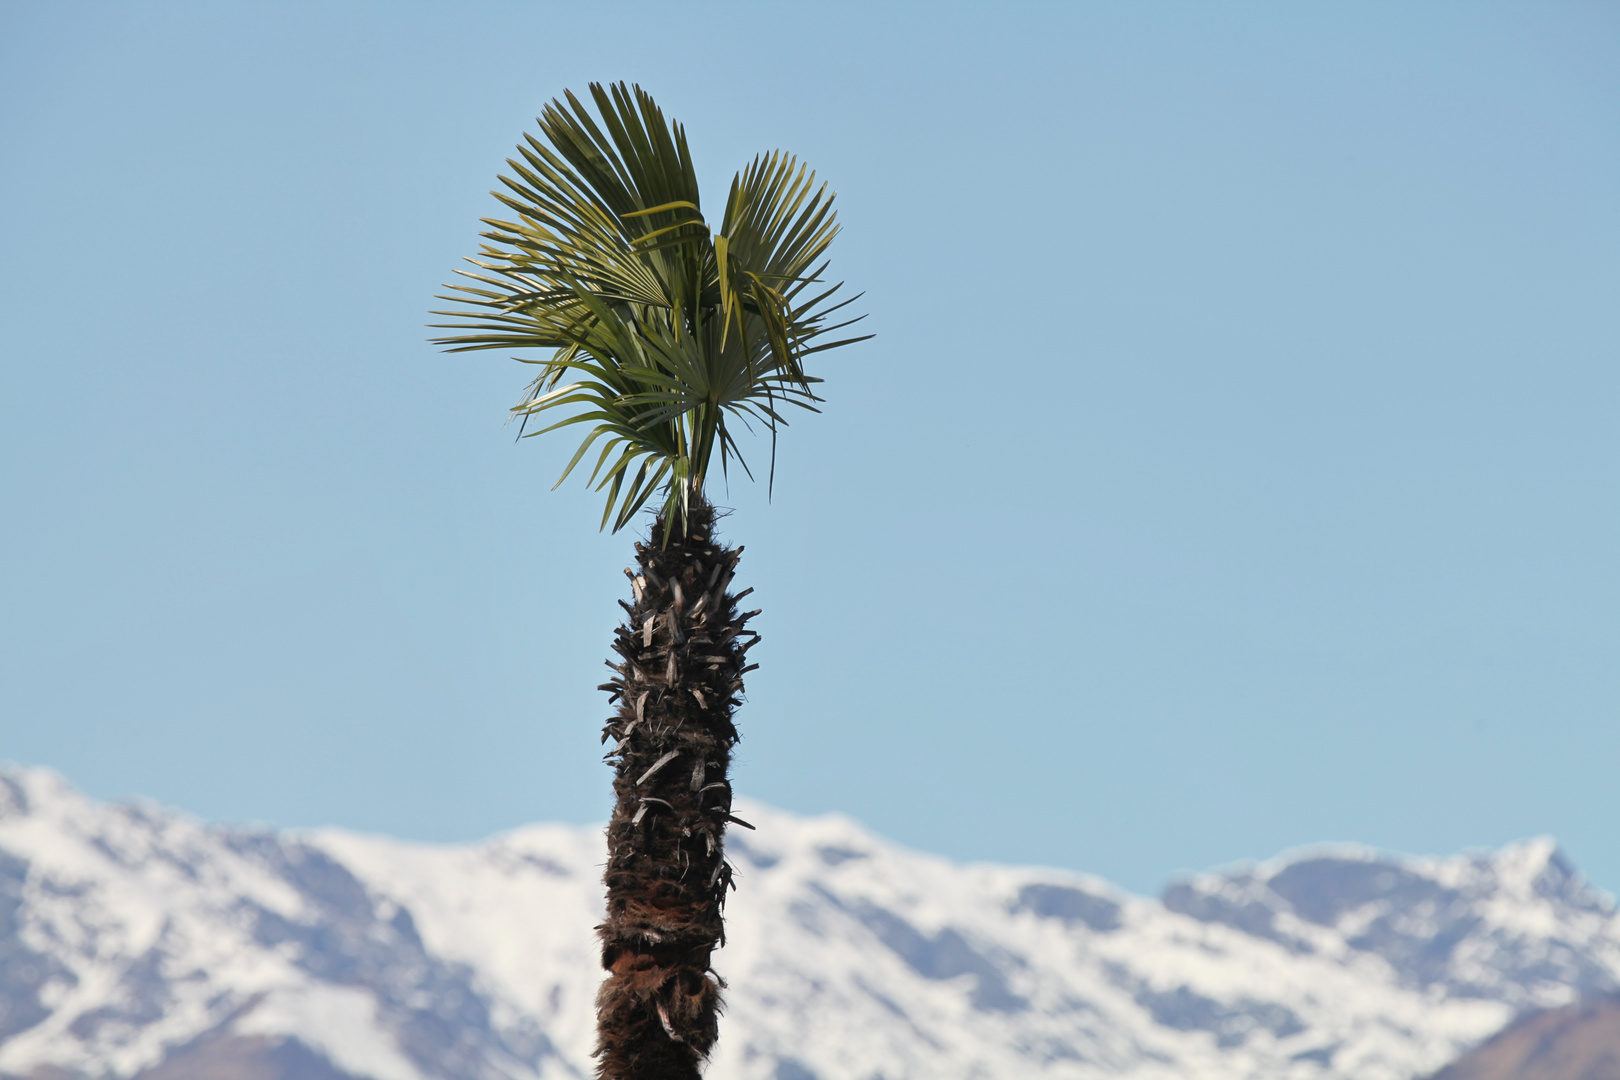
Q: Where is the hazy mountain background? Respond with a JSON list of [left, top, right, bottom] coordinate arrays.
[[3, 768, 1617, 1080]]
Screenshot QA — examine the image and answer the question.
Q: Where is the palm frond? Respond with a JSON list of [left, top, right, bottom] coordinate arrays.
[[431, 82, 870, 533]]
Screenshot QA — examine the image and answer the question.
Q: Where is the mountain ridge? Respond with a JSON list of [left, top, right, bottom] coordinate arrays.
[[1, 766, 1616, 1080], [1423, 997, 1620, 1080]]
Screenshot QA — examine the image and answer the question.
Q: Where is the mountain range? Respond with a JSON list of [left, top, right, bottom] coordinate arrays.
[[1, 767, 1617, 1080]]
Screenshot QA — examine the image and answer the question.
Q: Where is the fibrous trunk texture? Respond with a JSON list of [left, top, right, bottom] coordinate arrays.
[[594, 500, 757, 1080]]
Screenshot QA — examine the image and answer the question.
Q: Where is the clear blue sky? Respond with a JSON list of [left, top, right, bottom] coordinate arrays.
[[2, 2, 1615, 898]]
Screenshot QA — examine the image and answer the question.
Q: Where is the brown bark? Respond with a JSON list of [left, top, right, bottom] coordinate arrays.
[[594, 500, 755, 1080]]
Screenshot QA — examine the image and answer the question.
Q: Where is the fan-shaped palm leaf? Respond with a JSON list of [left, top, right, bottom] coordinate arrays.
[[431, 82, 869, 533]]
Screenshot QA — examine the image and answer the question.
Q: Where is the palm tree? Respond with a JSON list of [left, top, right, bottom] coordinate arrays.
[[432, 83, 867, 1080]]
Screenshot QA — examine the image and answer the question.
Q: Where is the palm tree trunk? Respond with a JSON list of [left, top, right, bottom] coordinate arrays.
[[594, 499, 756, 1080]]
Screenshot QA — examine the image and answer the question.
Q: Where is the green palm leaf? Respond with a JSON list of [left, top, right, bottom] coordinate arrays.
[[432, 82, 869, 533]]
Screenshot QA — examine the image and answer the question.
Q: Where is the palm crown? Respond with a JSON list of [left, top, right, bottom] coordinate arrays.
[[432, 83, 868, 533]]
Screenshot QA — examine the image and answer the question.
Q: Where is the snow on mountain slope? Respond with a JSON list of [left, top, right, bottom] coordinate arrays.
[[1, 767, 1616, 1080], [308, 820, 605, 1074]]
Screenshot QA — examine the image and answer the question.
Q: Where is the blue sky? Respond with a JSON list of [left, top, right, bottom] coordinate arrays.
[[2, 2, 1616, 898]]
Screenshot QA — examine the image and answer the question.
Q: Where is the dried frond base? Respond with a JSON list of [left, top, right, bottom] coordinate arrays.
[[594, 501, 757, 1080]]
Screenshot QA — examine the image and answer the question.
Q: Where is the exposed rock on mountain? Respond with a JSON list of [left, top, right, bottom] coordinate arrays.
[[0, 768, 1616, 1080], [1424, 998, 1620, 1080]]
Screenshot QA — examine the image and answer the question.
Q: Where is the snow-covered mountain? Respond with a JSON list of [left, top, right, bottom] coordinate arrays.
[[1, 767, 1616, 1080]]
